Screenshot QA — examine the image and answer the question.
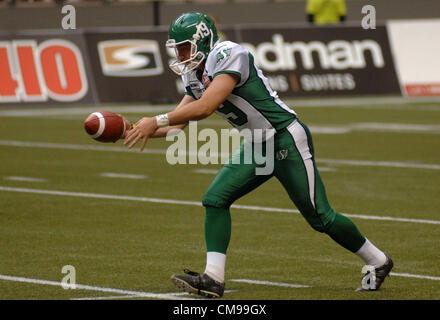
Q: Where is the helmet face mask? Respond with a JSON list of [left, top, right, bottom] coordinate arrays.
[[166, 39, 205, 76], [167, 12, 219, 76]]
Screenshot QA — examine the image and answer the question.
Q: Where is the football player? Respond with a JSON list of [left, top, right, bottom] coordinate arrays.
[[123, 12, 393, 298]]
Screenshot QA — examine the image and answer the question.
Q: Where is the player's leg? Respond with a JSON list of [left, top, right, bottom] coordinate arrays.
[[274, 120, 392, 289], [202, 141, 273, 279], [171, 141, 273, 297]]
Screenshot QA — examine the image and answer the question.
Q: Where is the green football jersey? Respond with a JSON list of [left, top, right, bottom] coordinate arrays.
[[183, 40, 296, 141]]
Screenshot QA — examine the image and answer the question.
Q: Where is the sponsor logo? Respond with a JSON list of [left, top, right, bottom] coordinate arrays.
[[0, 39, 88, 103], [275, 149, 289, 161], [242, 34, 385, 72], [98, 39, 163, 77], [300, 73, 356, 91]]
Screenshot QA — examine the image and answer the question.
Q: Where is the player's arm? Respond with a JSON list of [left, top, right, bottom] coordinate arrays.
[[167, 73, 238, 125], [150, 94, 195, 138], [121, 94, 194, 139], [124, 73, 239, 151]]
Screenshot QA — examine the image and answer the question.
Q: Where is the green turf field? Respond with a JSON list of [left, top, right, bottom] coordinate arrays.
[[0, 97, 439, 300]]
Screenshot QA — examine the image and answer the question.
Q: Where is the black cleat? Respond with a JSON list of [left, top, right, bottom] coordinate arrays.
[[171, 269, 225, 298], [356, 255, 394, 291]]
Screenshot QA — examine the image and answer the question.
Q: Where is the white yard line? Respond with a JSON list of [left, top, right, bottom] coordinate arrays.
[[0, 274, 198, 300], [193, 169, 220, 174], [71, 290, 237, 300], [0, 140, 224, 157], [4, 176, 46, 182], [71, 294, 164, 300], [230, 272, 440, 288], [230, 279, 310, 288], [352, 122, 440, 133], [390, 272, 440, 281], [192, 120, 440, 134], [71, 292, 194, 300], [318, 158, 440, 170], [309, 123, 440, 134], [228, 272, 440, 288], [284, 96, 440, 108], [317, 167, 337, 172], [1, 139, 439, 171], [2, 271, 437, 301], [100, 173, 147, 179], [1, 96, 439, 118], [0, 105, 176, 117], [194, 168, 336, 174], [0, 186, 439, 225]]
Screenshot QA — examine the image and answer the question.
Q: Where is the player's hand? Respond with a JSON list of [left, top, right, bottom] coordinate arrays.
[[118, 114, 133, 139], [123, 117, 158, 151]]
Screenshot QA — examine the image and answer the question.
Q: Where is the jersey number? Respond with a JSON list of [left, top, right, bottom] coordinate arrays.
[[217, 100, 248, 126]]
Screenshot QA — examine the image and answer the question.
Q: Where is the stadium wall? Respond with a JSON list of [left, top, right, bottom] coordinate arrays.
[[1, 0, 440, 29]]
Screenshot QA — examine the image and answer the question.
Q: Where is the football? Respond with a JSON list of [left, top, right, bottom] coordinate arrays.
[[84, 111, 128, 143]]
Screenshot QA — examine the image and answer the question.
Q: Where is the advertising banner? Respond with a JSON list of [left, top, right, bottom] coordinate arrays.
[[0, 24, 403, 107], [0, 31, 96, 107], [83, 28, 238, 105], [238, 25, 401, 97], [387, 19, 440, 96], [84, 29, 179, 104]]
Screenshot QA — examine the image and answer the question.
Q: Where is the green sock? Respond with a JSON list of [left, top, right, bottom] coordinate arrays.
[[326, 212, 366, 252], [204, 206, 231, 253]]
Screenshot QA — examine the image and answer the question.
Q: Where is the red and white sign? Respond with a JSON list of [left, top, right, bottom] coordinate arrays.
[[387, 19, 440, 96], [0, 39, 88, 102]]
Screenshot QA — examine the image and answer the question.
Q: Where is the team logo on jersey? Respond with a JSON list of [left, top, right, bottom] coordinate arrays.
[[216, 47, 232, 63], [275, 149, 289, 161], [98, 40, 163, 77]]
